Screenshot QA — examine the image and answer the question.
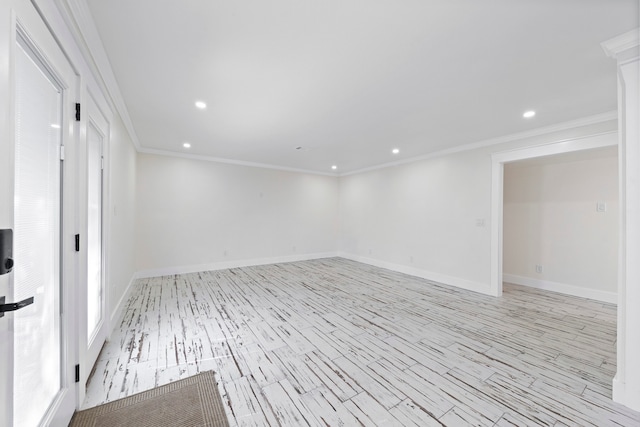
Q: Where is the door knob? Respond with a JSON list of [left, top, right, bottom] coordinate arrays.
[[0, 296, 34, 318]]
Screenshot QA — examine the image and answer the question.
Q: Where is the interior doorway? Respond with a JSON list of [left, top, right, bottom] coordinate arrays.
[[490, 131, 618, 296], [502, 146, 618, 303]]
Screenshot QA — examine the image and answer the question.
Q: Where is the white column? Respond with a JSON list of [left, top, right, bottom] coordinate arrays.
[[602, 28, 640, 412]]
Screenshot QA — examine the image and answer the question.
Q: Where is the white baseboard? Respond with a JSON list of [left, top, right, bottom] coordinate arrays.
[[613, 374, 640, 412], [134, 252, 340, 279], [503, 273, 617, 304], [108, 273, 138, 338], [337, 252, 492, 295]]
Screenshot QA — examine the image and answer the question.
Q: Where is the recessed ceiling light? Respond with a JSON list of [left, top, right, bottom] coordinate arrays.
[[183, 142, 191, 148], [392, 148, 400, 154], [523, 110, 536, 118], [195, 101, 207, 109], [331, 165, 337, 170], [50, 124, 61, 129]]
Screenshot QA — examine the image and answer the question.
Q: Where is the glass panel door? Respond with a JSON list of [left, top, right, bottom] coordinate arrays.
[[13, 35, 63, 427], [87, 121, 103, 341]]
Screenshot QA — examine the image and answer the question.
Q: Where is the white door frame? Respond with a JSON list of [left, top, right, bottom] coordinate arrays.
[[77, 90, 111, 405], [0, 2, 79, 425], [29, 0, 117, 408], [490, 131, 618, 297]]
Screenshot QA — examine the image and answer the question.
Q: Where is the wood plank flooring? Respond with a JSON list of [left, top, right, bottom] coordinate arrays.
[[83, 258, 640, 426]]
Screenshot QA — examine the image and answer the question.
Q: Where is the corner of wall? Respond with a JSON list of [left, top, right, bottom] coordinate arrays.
[[613, 374, 640, 412], [337, 252, 492, 296], [134, 252, 340, 280], [108, 272, 138, 339]]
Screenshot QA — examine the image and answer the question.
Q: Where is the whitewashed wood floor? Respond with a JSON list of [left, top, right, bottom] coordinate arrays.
[[83, 258, 640, 426]]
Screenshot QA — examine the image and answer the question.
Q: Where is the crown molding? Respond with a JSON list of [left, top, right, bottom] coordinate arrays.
[[54, 0, 141, 149], [141, 111, 615, 178], [138, 147, 338, 177], [341, 110, 617, 177], [601, 28, 640, 61]]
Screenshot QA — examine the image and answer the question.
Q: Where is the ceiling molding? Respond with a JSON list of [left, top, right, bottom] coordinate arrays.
[[341, 111, 617, 177], [138, 148, 339, 178], [55, 0, 141, 149], [139, 111, 616, 177], [601, 28, 640, 60]]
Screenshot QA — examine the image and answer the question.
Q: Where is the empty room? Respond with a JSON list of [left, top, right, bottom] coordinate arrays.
[[1, 0, 639, 426]]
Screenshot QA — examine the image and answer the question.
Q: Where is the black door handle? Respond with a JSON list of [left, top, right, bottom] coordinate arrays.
[[0, 296, 34, 318], [0, 229, 13, 275]]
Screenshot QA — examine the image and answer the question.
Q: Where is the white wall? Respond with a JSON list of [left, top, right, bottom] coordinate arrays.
[[107, 114, 138, 320], [339, 149, 492, 291], [503, 150, 618, 302], [135, 154, 339, 276], [339, 121, 617, 295]]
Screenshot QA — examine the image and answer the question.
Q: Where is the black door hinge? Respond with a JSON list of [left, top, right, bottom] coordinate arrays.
[[75, 103, 81, 121], [75, 234, 80, 252], [75, 364, 80, 383]]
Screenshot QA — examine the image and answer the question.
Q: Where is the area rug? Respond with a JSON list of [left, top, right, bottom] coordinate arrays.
[[70, 371, 230, 427]]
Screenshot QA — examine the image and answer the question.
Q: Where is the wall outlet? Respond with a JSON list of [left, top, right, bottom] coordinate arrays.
[[596, 201, 607, 212], [535, 265, 543, 273], [223, 250, 228, 256], [475, 218, 486, 227]]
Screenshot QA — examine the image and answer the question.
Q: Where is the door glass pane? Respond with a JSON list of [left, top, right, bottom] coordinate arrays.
[[87, 123, 103, 341], [14, 38, 63, 427]]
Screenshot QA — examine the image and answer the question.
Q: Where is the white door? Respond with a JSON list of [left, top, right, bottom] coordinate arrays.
[[79, 94, 109, 399], [0, 2, 78, 426]]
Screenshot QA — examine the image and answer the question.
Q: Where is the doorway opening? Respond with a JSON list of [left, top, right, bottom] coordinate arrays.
[[502, 146, 618, 303]]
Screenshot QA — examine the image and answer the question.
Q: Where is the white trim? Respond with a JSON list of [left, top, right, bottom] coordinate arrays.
[[489, 130, 617, 161], [503, 274, 617, 304], [138, 147, 338, 177], [108, 273, 137, 336], [613, 44, 640, 413], [602, 28, 640, 59], [134, 252, 339, 279], [342, 111, 617, 177], [613, 375, 640, 412], [337, 252, 491, 296], [490, 156, 504, 298], [490, 131, 618, 297]]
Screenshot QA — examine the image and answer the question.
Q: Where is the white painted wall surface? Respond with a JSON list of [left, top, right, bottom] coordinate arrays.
[[339, 121, 617, 295], [339, 150, 492, 292], [503, 152, 618, 301], [107, 114, 138, 321], [135, 154, 339, 275]]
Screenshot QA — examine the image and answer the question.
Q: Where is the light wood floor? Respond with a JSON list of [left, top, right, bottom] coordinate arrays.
[[83, 258, 640, 426]]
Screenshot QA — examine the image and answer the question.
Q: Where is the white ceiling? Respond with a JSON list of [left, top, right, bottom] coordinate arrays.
[[85, 0, 638, 174]]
